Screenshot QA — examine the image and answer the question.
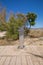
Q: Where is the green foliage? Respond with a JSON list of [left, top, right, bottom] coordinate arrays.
[[0, 12, 37, 40], [6, 13, 27, 40], [26, 12, 37, 28], [24, 28, 30, 36], [16, 13, 26, 27], [30, 21, 35, 26], [17, 18, 24, 27], [6, 31, 19, 40], [0, 26, 4, 31], [0, 23, 6, 31], [6, 15, 19, 40]]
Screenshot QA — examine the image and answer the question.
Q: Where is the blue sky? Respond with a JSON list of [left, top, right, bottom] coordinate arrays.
[[0, 0, 43, 28]]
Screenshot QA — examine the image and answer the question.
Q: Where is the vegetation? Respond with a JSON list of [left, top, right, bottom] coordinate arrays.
[[0, 7, 37, 40], [26, 12, 37, 29], [6, 15, 19, 40]]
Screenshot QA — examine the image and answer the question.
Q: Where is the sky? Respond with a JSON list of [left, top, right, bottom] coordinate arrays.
[[0, 0, 43, 28]]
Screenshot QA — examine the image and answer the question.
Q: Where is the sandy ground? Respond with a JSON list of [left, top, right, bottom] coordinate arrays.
[[0, 37, 43, 46], [0, 37, 43, 65], [0, 31, 43, 46], [0, 31, 6, 37], [24, 37, 43, 46], [0, 44, 43, 65]]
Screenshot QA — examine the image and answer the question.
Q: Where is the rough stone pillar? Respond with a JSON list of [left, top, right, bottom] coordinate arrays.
[[18, 26, 25, 49]]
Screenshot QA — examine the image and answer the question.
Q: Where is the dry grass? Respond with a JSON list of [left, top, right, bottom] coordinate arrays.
[[0, 37, 43, 46], [28, 28, 43, 38], [0, 39, 19, 46], [0, 28, 43, 46]]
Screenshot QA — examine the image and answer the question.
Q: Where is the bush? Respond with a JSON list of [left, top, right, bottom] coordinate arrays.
[[6, 33, 19, 40], [5, 15, 19, 40], [0, 26, 5, 31]]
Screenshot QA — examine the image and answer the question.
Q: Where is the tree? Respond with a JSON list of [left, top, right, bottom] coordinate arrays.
[[6, 13, 27, 41], [0, 8, 37, 41], [0, 7, 8, 31], [16, 13, 27, 27], [6, 13, 19, 40], [26, 12, 37, 29]]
